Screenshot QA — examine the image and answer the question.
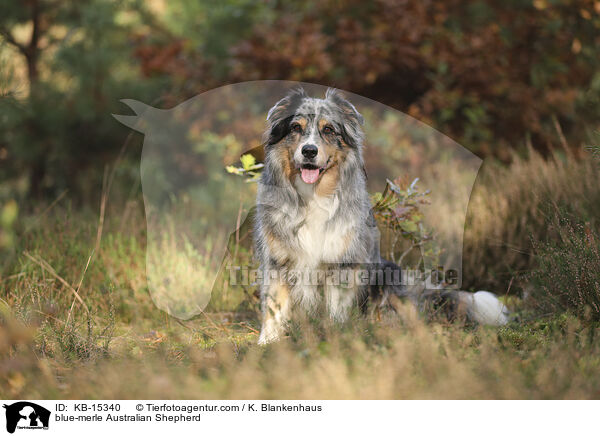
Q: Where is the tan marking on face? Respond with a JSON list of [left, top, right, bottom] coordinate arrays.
[[318, 119, 329, 130], [315, 164, 340, 197], [314, 133, 349, 196], [275, 145, 298, 183], [296, 118, 307, 130]]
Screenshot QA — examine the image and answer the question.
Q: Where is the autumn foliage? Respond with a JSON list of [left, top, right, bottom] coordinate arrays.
[[135, 0, 600, 159]]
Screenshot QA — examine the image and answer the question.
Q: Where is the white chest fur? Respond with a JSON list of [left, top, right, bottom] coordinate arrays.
[[293, 176, 349, 266]]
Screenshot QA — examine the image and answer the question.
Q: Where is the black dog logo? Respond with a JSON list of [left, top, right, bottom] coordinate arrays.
[[3, 402, 50, 433]]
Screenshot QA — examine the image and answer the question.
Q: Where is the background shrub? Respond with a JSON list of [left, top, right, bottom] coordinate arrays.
[[527, 214, 600, 322]]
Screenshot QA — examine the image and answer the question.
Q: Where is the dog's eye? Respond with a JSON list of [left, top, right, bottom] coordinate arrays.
[[322, 126, 334, 135], [291, 123, 302, 133]]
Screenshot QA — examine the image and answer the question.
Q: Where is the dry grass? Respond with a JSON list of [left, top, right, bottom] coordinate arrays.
[[463, 148, 600, 292], [2, 302, 599, 399]]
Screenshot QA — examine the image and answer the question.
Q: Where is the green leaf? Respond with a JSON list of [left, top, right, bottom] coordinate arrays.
[[225, 165, 242, 175], [400, 220, 418, 233], [240, 154, 256, 171]]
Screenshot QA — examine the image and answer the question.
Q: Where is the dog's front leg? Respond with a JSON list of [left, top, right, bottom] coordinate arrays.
[[325, 267, 361, 322], [325, 285, 357, 322], [258, 280, 291, 344]]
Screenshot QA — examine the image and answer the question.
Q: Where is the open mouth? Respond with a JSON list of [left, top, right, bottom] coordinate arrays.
[[299, 162, 328, 184]]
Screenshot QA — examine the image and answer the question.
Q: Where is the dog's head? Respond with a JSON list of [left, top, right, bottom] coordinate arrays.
[[264, 87, 364, 189]]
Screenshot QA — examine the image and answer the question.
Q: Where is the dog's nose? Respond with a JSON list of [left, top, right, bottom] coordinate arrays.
[[301, 144, 318, 159]]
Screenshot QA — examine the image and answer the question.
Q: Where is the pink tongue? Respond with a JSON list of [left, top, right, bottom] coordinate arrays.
[[301, 168, 320, 184]]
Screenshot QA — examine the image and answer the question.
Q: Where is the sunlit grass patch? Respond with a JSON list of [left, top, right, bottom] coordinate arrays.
[[146, 227, 221, 320]]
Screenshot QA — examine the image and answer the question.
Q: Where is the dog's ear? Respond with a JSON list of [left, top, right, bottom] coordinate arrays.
[[326, 88, 365, 148], [265, 87, 307, 146], [325, 88, 364, 126], [267, 87, 307, 123]]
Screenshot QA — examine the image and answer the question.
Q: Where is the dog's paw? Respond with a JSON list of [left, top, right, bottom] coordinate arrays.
[[257, 331, 280, 345], [257, 320, 282, 345]]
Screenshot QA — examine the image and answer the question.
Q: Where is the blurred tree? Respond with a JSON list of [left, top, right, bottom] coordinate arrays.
[[0, 0, 43, 87], [164, 0, 276, 78], [0, 0, 166, 200], [139, 0, 600, 159]]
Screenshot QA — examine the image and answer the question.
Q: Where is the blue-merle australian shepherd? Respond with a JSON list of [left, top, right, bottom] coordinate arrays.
[[254, 87, 508, 344]]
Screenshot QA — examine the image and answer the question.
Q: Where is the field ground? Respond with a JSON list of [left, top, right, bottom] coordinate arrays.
[[1, 148, 600, 399]]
